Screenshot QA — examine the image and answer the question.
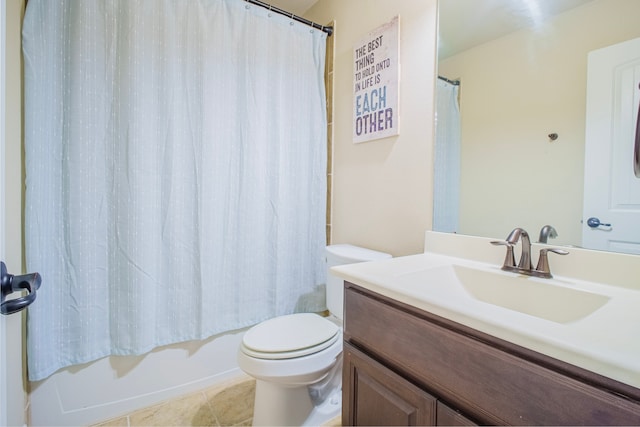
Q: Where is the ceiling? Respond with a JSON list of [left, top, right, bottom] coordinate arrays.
[[438, 0, 596, 59], [267, 0, 595, 60]]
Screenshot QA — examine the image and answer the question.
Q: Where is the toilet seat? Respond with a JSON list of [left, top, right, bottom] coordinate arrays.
[[241, 313, 340, 360]]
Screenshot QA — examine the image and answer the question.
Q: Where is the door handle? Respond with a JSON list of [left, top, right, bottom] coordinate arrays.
[[1, 261, 42, 315], [634, 82, 640, 178], [586, 217, 612, 229]]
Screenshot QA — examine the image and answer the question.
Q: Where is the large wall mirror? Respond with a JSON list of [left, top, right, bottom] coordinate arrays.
[[434, 0, 640, 253]]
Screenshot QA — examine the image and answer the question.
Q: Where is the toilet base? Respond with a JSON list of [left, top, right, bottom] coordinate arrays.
[[301, 386, 342, 426], [251, 379, 341, 426]]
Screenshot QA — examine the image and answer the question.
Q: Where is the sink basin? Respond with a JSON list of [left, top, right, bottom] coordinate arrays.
[[397, 264, 610, 324]]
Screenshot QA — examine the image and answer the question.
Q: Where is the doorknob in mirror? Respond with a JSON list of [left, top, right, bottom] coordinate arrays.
[[634, 82, 640, 178], [586, 217, 612, 229]]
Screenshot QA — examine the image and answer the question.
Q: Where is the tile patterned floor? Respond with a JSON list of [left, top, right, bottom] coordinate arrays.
[[93, 376, 255, 427], [93, 376, 342, 426]]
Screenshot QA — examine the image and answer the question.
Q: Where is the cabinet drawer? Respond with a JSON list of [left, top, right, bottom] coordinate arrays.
[[344, 284, 640, 425]]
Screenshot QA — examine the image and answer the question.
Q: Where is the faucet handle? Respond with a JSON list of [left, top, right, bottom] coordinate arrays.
[[534, 248, 569, 278], [491, 240, 516, 270]]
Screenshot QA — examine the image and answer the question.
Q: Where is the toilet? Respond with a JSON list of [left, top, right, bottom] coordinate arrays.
[[237, 244, 392, 426]]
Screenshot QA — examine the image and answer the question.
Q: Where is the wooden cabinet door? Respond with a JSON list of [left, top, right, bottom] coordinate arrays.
[[436, 401, 477, 426], [343, 343, 436, 426]]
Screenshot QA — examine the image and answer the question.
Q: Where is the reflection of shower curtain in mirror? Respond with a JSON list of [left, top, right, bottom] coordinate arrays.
[[23, 0, 327, 381], [433, 79, 461, 233]]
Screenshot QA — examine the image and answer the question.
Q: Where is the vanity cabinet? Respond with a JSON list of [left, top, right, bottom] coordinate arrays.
[[342, 282, 640, 426], [344, 342, 476, 425]]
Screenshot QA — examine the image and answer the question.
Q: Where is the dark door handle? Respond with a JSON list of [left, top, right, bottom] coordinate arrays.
[[634, 83, 640, 178], [1, 261, 42, 315], [586, 217, 612, 229]]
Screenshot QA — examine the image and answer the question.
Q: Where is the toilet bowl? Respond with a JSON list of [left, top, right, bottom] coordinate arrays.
[[237, 244, 392, 426]]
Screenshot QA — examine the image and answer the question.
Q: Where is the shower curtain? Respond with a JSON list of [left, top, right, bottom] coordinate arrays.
[[23, 0, 327, 381], [433, 79, 461, 233]]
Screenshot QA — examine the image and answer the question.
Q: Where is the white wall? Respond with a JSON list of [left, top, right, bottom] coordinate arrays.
[[306, 0, 439, 257], [439, 0, 640, 245]]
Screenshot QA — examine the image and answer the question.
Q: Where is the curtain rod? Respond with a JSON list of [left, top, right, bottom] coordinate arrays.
[[438, 75, 460, 86], [244, 0, 333, 36]]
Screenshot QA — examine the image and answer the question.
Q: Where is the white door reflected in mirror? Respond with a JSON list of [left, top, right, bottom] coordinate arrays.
[[583, 37, 640, 254]]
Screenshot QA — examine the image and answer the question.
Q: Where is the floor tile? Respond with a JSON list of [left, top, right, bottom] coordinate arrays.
[[129, 392, 217, 426], [205, 379, 256, 426], [93, 416, 130, 426]]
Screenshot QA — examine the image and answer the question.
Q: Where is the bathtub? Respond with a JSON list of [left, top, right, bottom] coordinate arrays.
[[29, 329, 246, 426]]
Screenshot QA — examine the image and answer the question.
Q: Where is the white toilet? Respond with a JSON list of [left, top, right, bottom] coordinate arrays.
[[237, 244, 392, 426]]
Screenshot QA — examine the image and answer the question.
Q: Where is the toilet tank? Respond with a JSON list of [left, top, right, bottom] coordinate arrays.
[[325, 244, 392, 320]]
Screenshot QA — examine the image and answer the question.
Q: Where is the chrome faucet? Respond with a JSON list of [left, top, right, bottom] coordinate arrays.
[[491, 227, 569, 278], [537, 225, 558, 244], [506, 227, 532, 270]]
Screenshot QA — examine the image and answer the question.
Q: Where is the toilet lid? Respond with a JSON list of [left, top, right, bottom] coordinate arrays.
[[242, 313, 340, 359]]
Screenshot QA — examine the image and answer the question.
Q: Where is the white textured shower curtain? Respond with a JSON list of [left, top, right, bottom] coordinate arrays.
[[23, 0, 327, 381], [433, 79, 461, 233]]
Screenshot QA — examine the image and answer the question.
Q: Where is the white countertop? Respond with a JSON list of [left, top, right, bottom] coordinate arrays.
[[332, 247, 640, 389]]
